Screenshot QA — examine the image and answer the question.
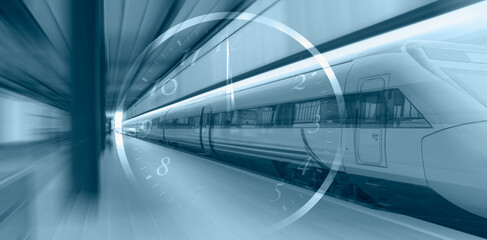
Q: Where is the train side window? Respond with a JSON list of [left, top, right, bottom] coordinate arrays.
[[261, 106, 276, 127], [218, 112, 224, 127], [175, 118, 180, 128], [294, 100, 320, 124], [276, 103, 294, 127], [166, 119, 173, 128], [211, 113, 216, 127], [188, 116, 194, 127], [158, 118, 165, 129], [224, 111, 233, 127], [240, 108, 257, 128], [231, 111, 240, 127], [255, 108, 263, 126], [192, 116, 200, 129], [197, 115, 202, 128], [178, 117, 189, 128], [358, 90, 386, 128], [387, 89, 430, 128], [152, 118, 159, 129], [177, 118, 182, 128], [212, 113, 223, 128], [343, 94, 357, 127], [178, 118, 182, 128], [321, 98, 340, 126]]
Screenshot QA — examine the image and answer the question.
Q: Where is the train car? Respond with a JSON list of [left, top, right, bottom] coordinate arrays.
[[122, 41, 487, 234]]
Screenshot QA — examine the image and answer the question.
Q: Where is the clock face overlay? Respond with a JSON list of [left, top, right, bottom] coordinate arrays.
[[114, 12, 345, 235]]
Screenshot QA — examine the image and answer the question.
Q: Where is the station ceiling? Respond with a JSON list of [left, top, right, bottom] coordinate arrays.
[[0, 0, 252, 113], [104, 0, 253, 116]]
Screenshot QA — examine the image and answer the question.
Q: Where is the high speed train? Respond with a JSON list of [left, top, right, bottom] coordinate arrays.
[[123, 41, 487, 235]]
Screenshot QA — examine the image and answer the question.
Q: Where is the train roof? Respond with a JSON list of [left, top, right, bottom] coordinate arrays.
[[355, 40, 487, 61], [124, 40, 487, 123]]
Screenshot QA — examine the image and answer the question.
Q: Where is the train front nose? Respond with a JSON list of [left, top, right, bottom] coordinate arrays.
[[422, 121, 487, 218]]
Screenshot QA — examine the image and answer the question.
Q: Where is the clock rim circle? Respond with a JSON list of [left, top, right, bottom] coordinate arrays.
[[114, 11, 345, 234]]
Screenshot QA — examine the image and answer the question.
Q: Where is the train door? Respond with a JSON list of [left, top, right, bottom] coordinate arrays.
[[200, 106, 213, 154], [354, 76, 388, 167]]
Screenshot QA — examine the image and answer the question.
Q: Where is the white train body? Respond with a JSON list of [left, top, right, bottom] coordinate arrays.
[[123, 41, 487, 222]]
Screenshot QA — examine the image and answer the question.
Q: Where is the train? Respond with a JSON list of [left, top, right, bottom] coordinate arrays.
[[122, 41, 487, 236]]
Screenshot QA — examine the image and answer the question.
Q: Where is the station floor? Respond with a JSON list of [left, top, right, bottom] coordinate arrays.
[[1, 134, 483, 240]]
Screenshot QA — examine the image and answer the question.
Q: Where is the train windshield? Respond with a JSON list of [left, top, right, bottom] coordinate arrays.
[[443, 68, 487, 107]]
